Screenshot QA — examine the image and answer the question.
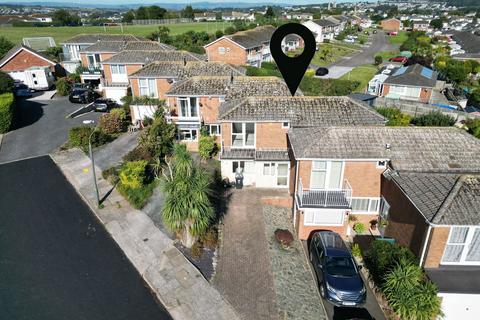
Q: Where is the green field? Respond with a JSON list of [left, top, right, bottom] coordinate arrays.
[[0, 22, 233, 44], [339, 64, 379, 93], [388, 31, 408, 45]]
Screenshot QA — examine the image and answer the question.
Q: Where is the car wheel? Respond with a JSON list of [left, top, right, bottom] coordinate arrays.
[[319, 284, 326, 298]]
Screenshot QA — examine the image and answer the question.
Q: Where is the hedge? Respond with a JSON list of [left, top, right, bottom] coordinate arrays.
[[0, 93, 15, 133], [299, 76, 360, 96], [68, 126, 111, 151], [0, 71, 14, 94]]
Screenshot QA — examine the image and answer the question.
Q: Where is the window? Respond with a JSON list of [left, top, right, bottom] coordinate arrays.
[[139, 79, 157, 98], [351, 198, 380, 213], [218, 47, 225, 54], [177, 97, 198, 118], [231, 123, 255, 148], [232, 161, 245, 173], [379, 197, 390, 220], [263, 163, 274, 175], [111, 64, 126, 74], [377, 160, 387, 168], [282, 122, 290, 129], [208, 124, 221, 136], [311, 161, 343, 189], [178, 129, 198, 141]]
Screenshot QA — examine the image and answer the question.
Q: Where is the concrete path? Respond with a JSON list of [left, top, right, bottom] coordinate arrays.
[[51, 148, 240, 320], [213, 189, 288, 320], [92, 131, 140, 171]]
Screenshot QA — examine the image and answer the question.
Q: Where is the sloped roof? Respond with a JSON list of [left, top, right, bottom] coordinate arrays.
[[288, 126, 480, 172], [451, 31, 480, 54], [101, 50, 205, 64], [218, 96, 386, 126], [80, 41, 175, 53], [223, 25, 276, 49], [384, 170, 480, 225], [62, 34, 144, 44], [312, 19, 338, 27], [384, 64, 438, 88], [129, 61, 244, 79], [167, 76, 231, 96], [0, 44, 56, 68]]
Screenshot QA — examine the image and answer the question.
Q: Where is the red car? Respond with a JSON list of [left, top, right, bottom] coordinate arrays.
[[389, 56, 408, 63]]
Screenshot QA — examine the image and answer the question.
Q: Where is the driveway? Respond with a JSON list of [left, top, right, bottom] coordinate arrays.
[[0, 96, 100, 164], [0, 156, 171, 320]]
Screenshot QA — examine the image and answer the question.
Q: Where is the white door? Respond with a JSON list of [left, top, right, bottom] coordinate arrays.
[[276, 163, 289, 187]]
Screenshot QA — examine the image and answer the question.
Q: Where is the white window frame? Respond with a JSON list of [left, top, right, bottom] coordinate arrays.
[[350, 197, 380, 214], [177, 97, 199, 118], [303, 209, 345, 226], [376, 160, 387, 169], [138, 78, 158, 98], [232, 161, 254, 174], [218, 47, 226, 54], [231, 122, 255, 149], [441, 226, 480, 266], [178, 129, 198, 141], [310, 161, 344, 190], [208, 124, 221, 136], [110, 64, 126, 75]]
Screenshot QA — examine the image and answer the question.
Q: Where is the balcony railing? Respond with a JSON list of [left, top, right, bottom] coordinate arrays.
[[297, 178, 352, 209]]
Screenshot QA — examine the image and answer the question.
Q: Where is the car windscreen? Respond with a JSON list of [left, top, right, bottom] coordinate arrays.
[[325, 256, 357, 277]]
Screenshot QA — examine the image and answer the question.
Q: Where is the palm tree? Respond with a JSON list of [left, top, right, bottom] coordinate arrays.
[[161, 144, 214, 247]]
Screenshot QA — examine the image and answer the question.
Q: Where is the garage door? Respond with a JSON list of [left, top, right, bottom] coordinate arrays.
[[304, 209, 344, 226]]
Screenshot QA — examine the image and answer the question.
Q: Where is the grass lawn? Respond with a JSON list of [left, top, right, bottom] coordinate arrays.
[[388, 31, 408, 45], [0, 22, 233, 44], [339, 64, 379, 93], [311, 43, 358, 67]]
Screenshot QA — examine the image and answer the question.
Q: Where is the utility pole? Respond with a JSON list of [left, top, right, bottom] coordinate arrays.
[[88, 127, 100, 208]]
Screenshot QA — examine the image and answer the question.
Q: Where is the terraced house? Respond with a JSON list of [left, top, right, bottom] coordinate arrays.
[[204, 25, 275, 67], [163, 76, 292, 150]]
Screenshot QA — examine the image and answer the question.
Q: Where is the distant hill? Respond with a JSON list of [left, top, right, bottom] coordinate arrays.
[[446, 0, 480, 7]]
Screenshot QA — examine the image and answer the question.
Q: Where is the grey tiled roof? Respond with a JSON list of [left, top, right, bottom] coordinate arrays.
[[220, 149, 289, 161], [221, 148, 255, 160], [384, 64, 438, 88], [62, 34, 143, 44], [218, 96, 386, 126], [80, 41, 175, 53], [101, 50, 205, 64], [451, 31, 480, 54], [129, 61, 245, 79], [224, 25, 276, 49], [288, 126, 480, 172], [312, 19, 338, 27], [384, 170, 480, 225], [167, 76, 231, 96]]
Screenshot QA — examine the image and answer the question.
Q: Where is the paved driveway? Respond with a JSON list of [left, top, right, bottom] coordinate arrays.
[[0, 96, 100, 164], [0, 156, 171, 320]]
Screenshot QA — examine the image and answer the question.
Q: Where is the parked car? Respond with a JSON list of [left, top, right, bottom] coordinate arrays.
[[315, 67, 329, 76], [388, 31, 398, 36], [13, 83, 32, 98], [309, 231, 366, 307], [389, 56, 408, 63], [93, 98, 116, 112], [344, 38, 355, 44], [69, 88, 95, 104]]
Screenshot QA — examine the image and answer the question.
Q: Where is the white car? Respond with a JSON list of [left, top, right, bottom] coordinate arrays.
[[344, 38, 355, 43]]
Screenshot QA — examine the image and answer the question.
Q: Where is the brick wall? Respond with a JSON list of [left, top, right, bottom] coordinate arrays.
[[344, 162, 384, 197], [80, 54, 88, 68], [297, 160, 312, 188], [0, 49, 54, 72], [103, 64, 112, 83], [255, 123, 288, 149], [419, 88, 432, 103], [221, 123, 232, 147], [382, 84, 390, 96], [131, 78, 173, 99], [200, 97, 222, 124], [424, 227, 450, 268], [382, 174, 429, 258], [205, 38, 247, 65], [130, 78, 139, 97], [126, 64, 142, 75]]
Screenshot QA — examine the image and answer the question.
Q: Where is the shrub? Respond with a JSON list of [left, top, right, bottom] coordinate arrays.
[[0, 93, 14, 133], [364, 241, 417, 286], [383, 259, 442, 320], [465, 118, 480, 138], [376, 107, 411, 126], [374, 55, 383, 65], [68, 126, 111, 151], [274, 229, 294, 247], [55, 77, 71, 96], [0, 71, 14, 94], [118, 160, 148, 189], [351, 243, 362, 257], [117, 178, 156, 209], [411, 111, 456, 127], [102, 166, 120, 185], [299, 77, 360, 96], [98, 111, 126, 134], [200, 228, 218, 249], [123, 145, 153, 162], [199, 135, 217, 159], [353, 222, 366, 234], [138, 116, 176, 159], [190, 241, 203, 259]]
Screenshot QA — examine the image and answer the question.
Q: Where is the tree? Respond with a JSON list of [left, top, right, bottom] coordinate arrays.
[[52, 9, 81, 26], [161, 144, 214, 247], [148, 26, 172, 44], [264, 6, 275, 19], [138, 107, 176, 159], [44, 46, 63, 61], [374, 55, 383, 66], [430, 18, 443, 29], [0, 36, 14, 59], [122, 10, 136, 23], [411, 111, 455, 127], [0, 71, 14, 94], [182, 5, 195, 19]]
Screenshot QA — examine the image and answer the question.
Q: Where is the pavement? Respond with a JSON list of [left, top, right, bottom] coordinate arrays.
[[93, 131, 140, 171], [213, 189, 281, 320], [51, 148, 240, 320], [0, 156, 171, 320], [0, 96, 100, 164]]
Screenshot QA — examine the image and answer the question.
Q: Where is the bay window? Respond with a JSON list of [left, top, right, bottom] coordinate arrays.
[[232, 123, 255, 148]]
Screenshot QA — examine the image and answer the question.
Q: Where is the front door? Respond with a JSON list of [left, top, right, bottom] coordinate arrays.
[[276, 163, 289, 187]]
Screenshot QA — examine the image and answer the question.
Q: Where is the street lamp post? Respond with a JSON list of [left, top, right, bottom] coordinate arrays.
[[88, 127, 100, 208]]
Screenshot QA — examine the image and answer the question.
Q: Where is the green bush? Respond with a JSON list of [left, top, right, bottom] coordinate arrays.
[[68, 126, 111, 151], [117, 178, 156, 209], [123, 145, 153, 162], [245, 66, 281, 77], [411, 111, 456, 127], [0, 93, 14, 133], [55, 77, 71, 96], [299, 76, 360, 96], [374, 55, 383, 66], [0, 71, 14, 94], [376, 107, 411, 126], [353, 222, 366, 234], [118, 160, 148, 190], [383, 259, 442, 320], [138, 115, 176, 159], [351, 243, 362, 257], [364, 241, 417, 287], [465, 118, 480, 138], [98, 111, 126, 134], [199, 135, 217, 159]]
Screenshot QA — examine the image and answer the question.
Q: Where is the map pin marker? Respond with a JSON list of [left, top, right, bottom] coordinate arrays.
[[270, 23, 316, 96]]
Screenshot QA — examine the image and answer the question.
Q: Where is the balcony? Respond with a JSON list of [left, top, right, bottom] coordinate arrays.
[[296, 179, 352, 209]]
